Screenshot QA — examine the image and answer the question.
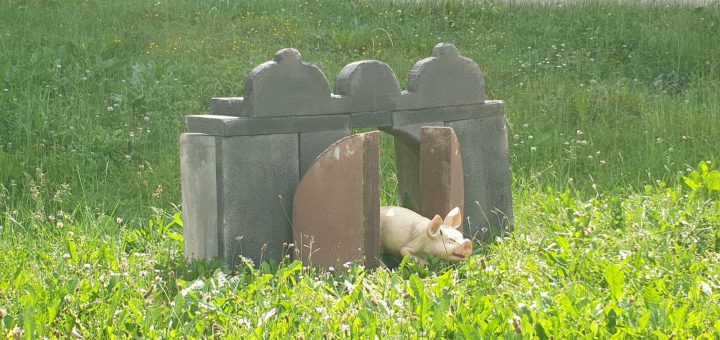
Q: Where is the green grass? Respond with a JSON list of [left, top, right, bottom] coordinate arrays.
[[1, 0, 719, 337]]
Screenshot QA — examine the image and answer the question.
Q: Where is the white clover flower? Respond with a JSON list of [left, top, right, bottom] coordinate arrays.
[[701, 281, 712, 295]]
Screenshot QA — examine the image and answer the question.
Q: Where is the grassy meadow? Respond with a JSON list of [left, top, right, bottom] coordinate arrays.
[[1, 0, 719, 337]]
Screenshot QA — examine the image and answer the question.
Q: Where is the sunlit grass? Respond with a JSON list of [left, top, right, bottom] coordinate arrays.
[[1, 0, 719, 337]]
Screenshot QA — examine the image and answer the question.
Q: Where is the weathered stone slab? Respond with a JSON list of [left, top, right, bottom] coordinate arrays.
[[407, 43, 484, 109], [241, 48, 331, 117], [448, 116, 514, 240], [211, 97, 244, 116], [219, 134, 299, 267], [293, 132, 380, 268], [299, 129, 352, 177], [181, 133, 220, 261], [380, 123, 442, 211], [185, 114, 349, 136], [362, 133, 381, 268], [392, 101, 504, 127], [335, 60, 401, 113], [190, 102, 503, 136], [418, 127, 465, 230], [350, 111, 393, 129]]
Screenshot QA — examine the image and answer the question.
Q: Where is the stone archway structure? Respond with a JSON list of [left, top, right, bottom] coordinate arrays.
[[180, 44, 513, 267]]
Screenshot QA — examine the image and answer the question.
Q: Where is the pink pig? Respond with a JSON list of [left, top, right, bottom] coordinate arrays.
[[380, 206, 473, 266]]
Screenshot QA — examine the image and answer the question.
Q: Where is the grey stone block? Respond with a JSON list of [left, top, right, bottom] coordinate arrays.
[[407, 43, 485, 109], [219, 134, 299, 267], [418, 127, 465, 230], [392, 101, 504, 127], [185, 114, 349, 136], [448, 116, 514, 240], [393, 135, 420, 211], [362, 132, 381, 268], [380, 123, 443, 211], [211, 97, 244, 116], [181, 133, 220, 261], [293, 132, 380, 268], [299, 129, 351, 177], [325, 95, 350, 115], [335, 60, 401, 113], [350, 111, 392, 129], [391, 91, 418, 111], [241, 48, 331, 117]]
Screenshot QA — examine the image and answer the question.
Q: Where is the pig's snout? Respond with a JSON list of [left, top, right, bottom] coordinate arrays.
[[452, 239, 473, 260], [461, 239, 473, 253]]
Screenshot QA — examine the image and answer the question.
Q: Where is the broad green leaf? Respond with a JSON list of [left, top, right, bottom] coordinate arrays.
[[173, 212, 184, 227], [638, 311, 651, 331], [409, 274, 424, 300], [174, 293, 185, 315], [66, 236, 79, 262], [704, 171, 720, 191], [682, 176, 700, 191], [166, 231, 184, 242], [535, 319, 549, 340], [604, 263, 625, 300], [436, 269, 453, 290], [46, 294, 61, 326], [643, 286, 660, 306], [555, 235, 571, 253], [606, 308, 618, 334], [653, 330, 669, 340], [700, 161, 709, 174]]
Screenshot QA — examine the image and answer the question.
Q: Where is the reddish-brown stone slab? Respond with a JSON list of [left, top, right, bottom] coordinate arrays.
[[293, 132, 380, 268], [418, 127, 465, 230]]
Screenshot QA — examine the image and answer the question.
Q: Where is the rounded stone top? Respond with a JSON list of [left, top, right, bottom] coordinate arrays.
[[274, 48, 303, 63], [408, 43, 484, 107], [334, 60, 401, 112], [432, 43, 459, 59], [242, 48, 331, 117]]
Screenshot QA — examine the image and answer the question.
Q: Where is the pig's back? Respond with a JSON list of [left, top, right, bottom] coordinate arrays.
[[380, 206, 426, 255]]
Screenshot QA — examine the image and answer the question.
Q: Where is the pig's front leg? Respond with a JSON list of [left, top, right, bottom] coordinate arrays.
[[400, 247, 428, 266]]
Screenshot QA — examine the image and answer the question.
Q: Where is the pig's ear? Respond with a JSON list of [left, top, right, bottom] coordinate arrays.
[[443, 207, 462, 229], [426, 215, 443, 238]]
